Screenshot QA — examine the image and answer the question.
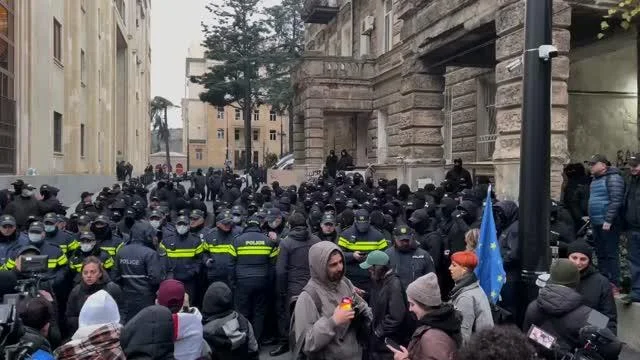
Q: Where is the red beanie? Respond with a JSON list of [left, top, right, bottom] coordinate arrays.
[[451, 251, 478, 270], [157, 279, 185, 313]]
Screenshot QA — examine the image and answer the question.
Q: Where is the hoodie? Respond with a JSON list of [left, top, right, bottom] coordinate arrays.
[[121, 305, 175, 359], [173, 308, 206, 360], [202, 282, 259, 360], [275, 226, 321, 299], [293, 241, 372, 360]]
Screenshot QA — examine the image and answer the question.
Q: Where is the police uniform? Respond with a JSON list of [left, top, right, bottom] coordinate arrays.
[[112, 221, 166, 322], [91, 215, 124, 257], [204, 211, 241, 285], [0, 215, 21, 269], [161, 215, 204, 300], [231, 216, 278, 342], [67, 231, 114, 278], [43, 213, 78, 254]]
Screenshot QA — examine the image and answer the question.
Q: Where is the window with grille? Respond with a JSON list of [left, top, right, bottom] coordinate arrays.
[[217, 128, 224, 139], [80, 124, 85, 157], [270, 111, 277, 121], [253, 129, 259, 141], [476, 73, 497, 162], [195, 148, 203, 160], [234, 128, 240, 141], [217, 106, 224, 120], [235, 108, 241, 121], [269, 130, 276, 141], [53, 18, 62, 62], [253, 110, 259, 121], [383, 0, 393, 53], [442, 87, 452, 163]]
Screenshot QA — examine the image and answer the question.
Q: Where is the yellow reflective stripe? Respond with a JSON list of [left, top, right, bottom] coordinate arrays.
[[47, 260, 58, 269], [338, 237, 388, 252], [56, 254, 68, 266], [101, 246, 117, 256], [103, 257, 115, 269], [115, 242, 124, 254], [195, 242, 205, 255], [236, 246, 274, 256], [68, 240, 80, 252], [70, 262, 82, 272], [208, 244, 237, 257], [270, 247, 280, 258], [5, 258, 15, 270]]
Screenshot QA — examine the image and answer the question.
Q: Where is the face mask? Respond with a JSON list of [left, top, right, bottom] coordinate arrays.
[[232, 216, 242, 224], [44, 224, 57, 233], [176, 225, 189, 235], [149, 220, 161, 229], [21, 190, 33, 197], [80, 242, 96, 253], [28, 233, 43, 244]]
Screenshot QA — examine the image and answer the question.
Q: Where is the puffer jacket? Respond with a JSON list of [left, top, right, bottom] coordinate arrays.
[[293, 241, 372, 360], [523, 284, 592, 356], [449, 273, 494, 343], [589, 167, 624, 225], [121, 305, 175, 359], [275, 226, 320, 299]]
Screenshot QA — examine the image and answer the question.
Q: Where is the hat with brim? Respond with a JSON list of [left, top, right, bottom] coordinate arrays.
[[393, 225, 414, 241], [0, 215, 16, 227], [265, 208, 282, 222], [359, 250, 389, 270], [588, 154, 608, 166], [629, 153, 640, 167]]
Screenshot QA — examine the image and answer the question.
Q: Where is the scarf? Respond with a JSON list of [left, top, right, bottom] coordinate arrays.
[[55, 323, 125, 360], [449, 272, 478, 300], [415, 303, 463, 347]]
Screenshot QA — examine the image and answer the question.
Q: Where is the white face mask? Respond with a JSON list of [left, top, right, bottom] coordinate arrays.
[[28, 233, 43, 244], [176, 225, 189, 235], [232, 216, 242, 224], [80, 242, 96, 253], [44, 225, 57, 233], [22, 190, 33, 197], [149, 220, 161, 229]]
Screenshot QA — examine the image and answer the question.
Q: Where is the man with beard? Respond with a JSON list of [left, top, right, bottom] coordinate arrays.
[[360, 250, 409, 360], [386, 224, 435, 291], [292, 241, 372, 360], [338, 209, 388, 298], [271, 213, 320, 356]]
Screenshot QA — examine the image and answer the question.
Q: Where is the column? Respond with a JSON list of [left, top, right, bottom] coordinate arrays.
[[493, 0, 570, 200], [303, 106, 324, 167]]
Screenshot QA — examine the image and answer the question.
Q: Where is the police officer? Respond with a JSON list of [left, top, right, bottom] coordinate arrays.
[[318, 213, 338, 243], [231, 215, 278, 343], [67, 231, 114, 281], [91, 215, 124, 257], [7, 222, 68, 289], [264, 207, 286, 243], [231, 205, 246, 227], [4, 182, 39, 230], [204, 210, 241, 286], [338, 209, 388, 297], [112, 221, 165, 322], [42, 213, 77, 254], [0, 215, 20, 269], [75, 191, 97, 215], [161, 214, 204, 300], [385, 224, 435, 291], [188, 209, 210, 238]]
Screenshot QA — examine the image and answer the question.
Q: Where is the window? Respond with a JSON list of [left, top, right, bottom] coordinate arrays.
[[80, 49, 86, 86], [195, 148, 203, 160], [53, 18, 62, 62], [253, 151, 259, 164], [235, 108, 241, 121], [217, 106, 224, 120], [252, 129, 259, 141], [269, 111, 277, 121], [53, 112, 62, 153], [217, 128, 224, 139], [269, 130, 277, 141], [384, 0, 393, 53], [80, 124, 85, 157], [234, 128, 240, 141], [253, 109, 259, 121]]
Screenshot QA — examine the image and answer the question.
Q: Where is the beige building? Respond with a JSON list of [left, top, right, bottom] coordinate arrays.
[[183, 45, 289, 170], [293, 0, 637, 199], [2, 0, 151, 176]]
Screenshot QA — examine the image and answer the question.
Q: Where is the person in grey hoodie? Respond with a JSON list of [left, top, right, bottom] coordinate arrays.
[[448, 251, 494, 343], [292, 241, 372, 360]]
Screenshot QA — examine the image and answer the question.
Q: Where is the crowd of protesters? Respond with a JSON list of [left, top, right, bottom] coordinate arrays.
[[0, 154, 635, 359]]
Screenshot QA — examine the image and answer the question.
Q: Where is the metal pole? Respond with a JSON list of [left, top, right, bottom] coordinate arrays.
[[280, 115, 284, 157], [519, 0, 553, 304]]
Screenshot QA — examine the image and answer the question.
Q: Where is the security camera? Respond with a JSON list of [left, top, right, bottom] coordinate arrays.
[[506, 58, 522, 72], [538, 45, 558, 61]]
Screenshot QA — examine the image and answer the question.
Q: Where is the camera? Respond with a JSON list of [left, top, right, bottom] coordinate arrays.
[[538, 45, 558, 61]]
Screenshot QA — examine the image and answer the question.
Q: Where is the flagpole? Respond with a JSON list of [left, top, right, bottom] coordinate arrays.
[[519, 0, 553, 306]]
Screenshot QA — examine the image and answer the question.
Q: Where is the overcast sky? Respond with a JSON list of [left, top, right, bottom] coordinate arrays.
[[151, 0, 281, 129]]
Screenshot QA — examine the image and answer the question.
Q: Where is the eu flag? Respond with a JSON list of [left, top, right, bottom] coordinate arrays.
[[475, 185, 506, 304]]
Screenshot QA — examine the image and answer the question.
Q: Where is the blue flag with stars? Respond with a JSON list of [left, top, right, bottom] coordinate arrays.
[[474, 185, 506, 304]]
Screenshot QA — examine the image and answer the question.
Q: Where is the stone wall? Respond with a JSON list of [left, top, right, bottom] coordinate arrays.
[[324, 113, 357, 157]]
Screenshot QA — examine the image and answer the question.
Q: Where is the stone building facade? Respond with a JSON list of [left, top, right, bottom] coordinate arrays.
[[5, 0, 151, 176], [293, 0, 637, 200]]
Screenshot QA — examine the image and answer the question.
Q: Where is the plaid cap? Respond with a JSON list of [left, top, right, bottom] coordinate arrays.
[[393, 224, 414, 240], [589, 154, 608, 165], [79, 231, 96, 241], [0, 215, 16, 227], [189, 209, 205, 220]]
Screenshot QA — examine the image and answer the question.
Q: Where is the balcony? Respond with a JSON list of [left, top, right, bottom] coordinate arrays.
[[302, 0, 339, 24], [293, 55, 375, 84]]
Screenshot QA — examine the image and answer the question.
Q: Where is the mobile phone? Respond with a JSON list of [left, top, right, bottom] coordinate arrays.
[[526, 325, 556, 349], [384, 337, 401, 352]]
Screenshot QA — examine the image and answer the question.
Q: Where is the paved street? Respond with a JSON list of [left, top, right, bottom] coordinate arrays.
[[260, 345, 288, 360]]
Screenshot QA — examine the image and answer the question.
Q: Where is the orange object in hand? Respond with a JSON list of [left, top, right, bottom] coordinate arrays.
[[340, 297, 353, 311]]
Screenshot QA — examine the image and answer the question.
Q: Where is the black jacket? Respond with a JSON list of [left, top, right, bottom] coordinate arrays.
[[576, 265, 617, 333], [122, 305, 175, 359], [386, 245, 435, 291], [65, 278, 123, 335], [202, 282, 259, 360], [625, 174, 640, 230], [369, 271, 410, 353], [275, 226, 320, 299], [4, 196, 39, 229], [204, 226, 242, 284], [523, 284, 592, 357], [160, 230, 203, 283], [231, 225, 276, 283]]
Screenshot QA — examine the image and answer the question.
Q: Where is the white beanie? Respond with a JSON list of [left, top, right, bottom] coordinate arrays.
[[79, 290, 120, 328]]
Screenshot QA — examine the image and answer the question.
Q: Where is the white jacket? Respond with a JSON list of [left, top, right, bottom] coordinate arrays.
[[173, 307, 206, 360]]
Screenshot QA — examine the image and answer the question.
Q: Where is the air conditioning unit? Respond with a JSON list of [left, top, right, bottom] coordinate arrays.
[[361, 15, 374, 35]]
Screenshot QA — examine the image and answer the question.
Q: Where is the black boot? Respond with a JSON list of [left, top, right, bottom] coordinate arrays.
[[269, 344, 289, 357]]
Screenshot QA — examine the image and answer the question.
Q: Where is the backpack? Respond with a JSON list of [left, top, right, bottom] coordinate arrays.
[[289, 286, 324, 360]]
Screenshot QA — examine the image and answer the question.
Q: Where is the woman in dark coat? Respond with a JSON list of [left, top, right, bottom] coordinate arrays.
[[65, 256, 123, 335]]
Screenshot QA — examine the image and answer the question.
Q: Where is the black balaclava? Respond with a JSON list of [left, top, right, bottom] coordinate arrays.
[[398, 184, 411, 201], [338, 208, 355, 229]]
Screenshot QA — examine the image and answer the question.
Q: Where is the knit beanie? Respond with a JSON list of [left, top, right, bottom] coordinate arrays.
[[406, 273, 442, 307], [566, 241, 593, 262], [79, 290, 120, 328], [549, 259, 580, 288], [157, 279, 186, 313], [451, 251, 479, 270]]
